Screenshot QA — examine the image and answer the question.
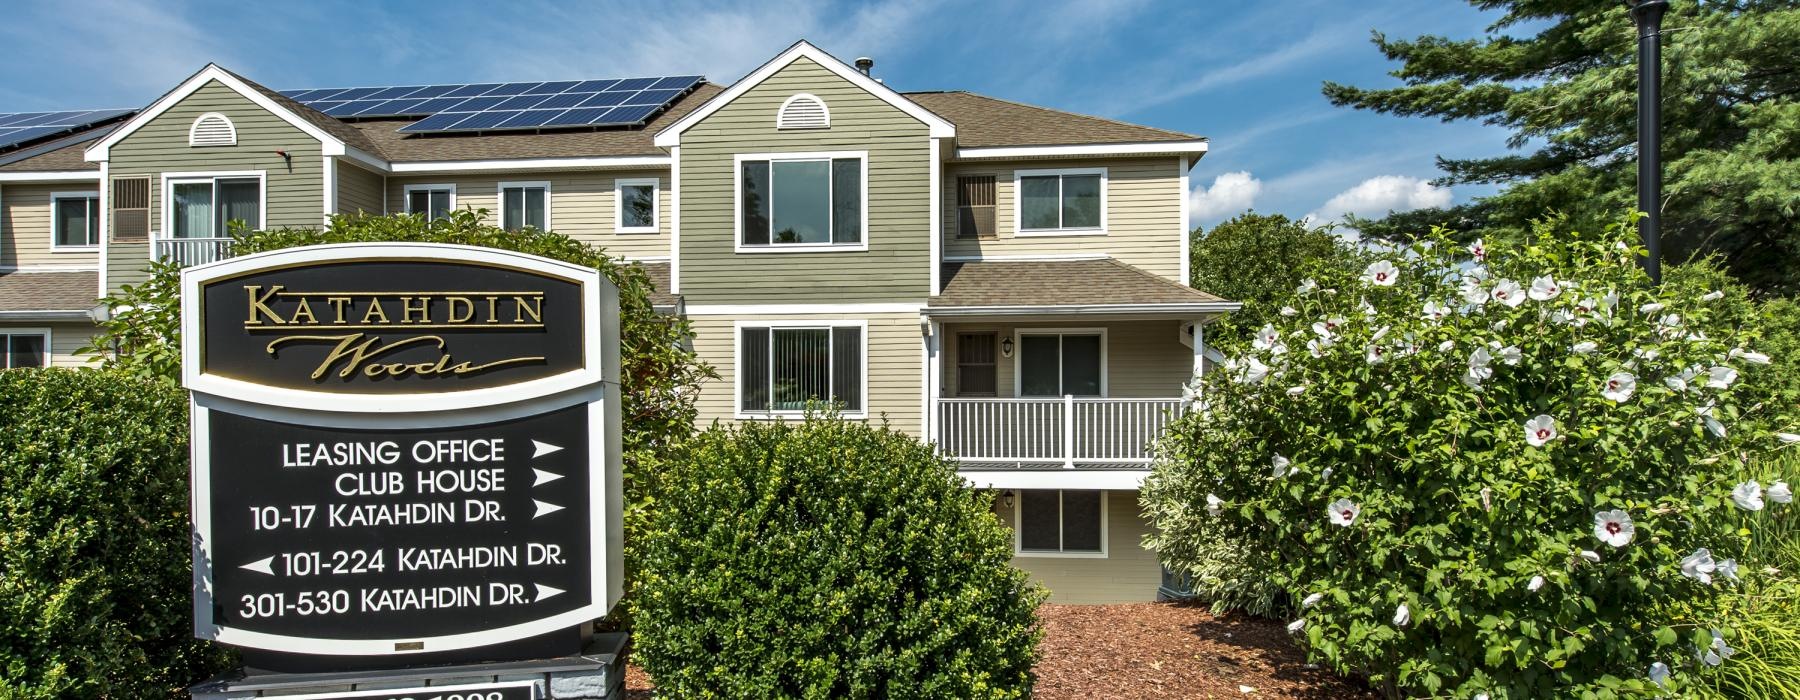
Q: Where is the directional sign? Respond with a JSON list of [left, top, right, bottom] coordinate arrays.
[[267, 680, 539, 700], [181, 244, 621, 666]]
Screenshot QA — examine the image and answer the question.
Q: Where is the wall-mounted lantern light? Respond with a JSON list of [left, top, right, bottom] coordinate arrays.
[[1001, 490, 1015, 509], [1000, 337, 1014, 358]]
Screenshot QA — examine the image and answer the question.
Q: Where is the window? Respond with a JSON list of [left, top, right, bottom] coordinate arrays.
[[1015, 168, 1104, 235], [738, 323, 864, 416], [956, 175, 996, 239], [737, 152, 865, 250], [955, 332, 997, 396], [1017, 330, 1104, 397], [499, 181, 549, 232], [1016, 489, 1105, 556], [168, 174, 262, 239], [51, 192, 100, 248], [614, 178, 658, 233], [1, 331, 48, 369], [404, 184, 455, 222]]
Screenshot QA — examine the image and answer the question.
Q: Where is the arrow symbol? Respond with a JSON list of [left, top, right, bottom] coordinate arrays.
[[241, 556, 275, 576], [533, 468, 564, 487], [533, 500, 564, 519], [534, 583, 564, 602], [532, 440, 563, 458]]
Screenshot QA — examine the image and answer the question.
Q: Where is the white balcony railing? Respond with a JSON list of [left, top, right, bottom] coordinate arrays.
[[934, 397, 1184, 469], [154, 236, 235, 267]]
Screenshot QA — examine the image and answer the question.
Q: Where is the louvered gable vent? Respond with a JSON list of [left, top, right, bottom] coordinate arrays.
[[188, 113, 237, 147], [776, 93, 829, 130]]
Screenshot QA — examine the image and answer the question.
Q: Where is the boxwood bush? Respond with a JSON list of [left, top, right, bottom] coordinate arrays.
[[632, 415, 1043, 699], [1143, 222, 1797, 698], [0, 369, 231, 698]]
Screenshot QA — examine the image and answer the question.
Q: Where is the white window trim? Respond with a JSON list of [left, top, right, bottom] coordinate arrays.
[[1013, 489, 1110, 559], [158, 171, 267, 244], [775, 93, 831, 130], [1013, 167, 1107, 237], [1, 327, 53, 369], [732, 150, 870, 254], [1012, 327, 1109, 398], [403, 183, 457, 220], [496, 180, 551, 232], [732, 319, 870, 420], [187, 112, 238, 147], [613, 177, 659, 234], [49, 191, 100, 251]]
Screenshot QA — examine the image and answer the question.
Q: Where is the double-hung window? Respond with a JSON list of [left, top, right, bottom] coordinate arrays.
[[405, 184, 455, 222], [51, 192, 100, 248], [615, 178, 658, 233], [738, 323, 864, 416], [168, 174, 262, 238], [1, 331, 48, 369], [1017, 330, 1104, 397], [737, 152, 865, 250], [499, 181, 549, 232], [1016, 167, 1104, 235], [1016, 489, 1106, 556]]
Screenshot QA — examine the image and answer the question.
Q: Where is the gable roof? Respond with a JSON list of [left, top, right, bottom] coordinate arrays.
[[85, 64, 354, 162], [0, 270, 98, 316], [0, 128, 111, 172], [930, 258, 1233, 310], [653, 40, 955, 147], [906, 91, 1202, 149], [217, 66, 384, 157]]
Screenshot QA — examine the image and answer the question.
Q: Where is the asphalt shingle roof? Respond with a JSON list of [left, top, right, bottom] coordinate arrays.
[[346, 84, 723, 162], [635, 261, 680, 309], [905, 91, 1201, 148], [931, 258, 1229, 308], [0, 270, 97, 313], [0, 136, 102, 172]]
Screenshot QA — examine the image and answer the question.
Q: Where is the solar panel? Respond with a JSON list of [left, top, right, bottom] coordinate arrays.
[[0, 108, 134, 152], [286, 75, 704, 134]]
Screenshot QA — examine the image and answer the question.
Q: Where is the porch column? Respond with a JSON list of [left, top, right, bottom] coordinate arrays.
[[925, 320, 942, 442], [1191, 320, 1206, 379]]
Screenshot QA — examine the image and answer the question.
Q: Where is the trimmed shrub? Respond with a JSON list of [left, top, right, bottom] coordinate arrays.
[[632, 415, 1043, 699], [0, 369, 231, 698], [1143, 222, 1797, 697]]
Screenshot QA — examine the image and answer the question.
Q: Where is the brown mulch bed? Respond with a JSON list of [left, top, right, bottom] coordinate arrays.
[[622, 601, 1374, 698]]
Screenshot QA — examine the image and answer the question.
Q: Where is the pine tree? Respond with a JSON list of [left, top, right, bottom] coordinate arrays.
[[1325, 1, 1800, 296]]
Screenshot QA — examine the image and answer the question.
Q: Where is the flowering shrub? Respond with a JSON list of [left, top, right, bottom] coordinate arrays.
[[1142, 222, 1798, 697]]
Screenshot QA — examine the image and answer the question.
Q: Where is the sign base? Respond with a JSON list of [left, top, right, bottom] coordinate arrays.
[[190, 632, 626, 700]]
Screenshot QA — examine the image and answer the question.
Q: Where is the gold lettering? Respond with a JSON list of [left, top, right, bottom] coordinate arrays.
[[288, 298, 318, 325], [513, 296, 542, 324], [265, 333, 544, 381], [328, 297, 352, 323], [360, 299, 390, 325], [400, 296, 431, 324], [486, 296, 498, 324], [446, 297, 475, 323], [245, 285, 285, 325]]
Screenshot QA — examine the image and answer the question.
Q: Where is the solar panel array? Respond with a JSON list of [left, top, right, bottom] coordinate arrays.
[[0, 109, 134, 152], [279, 76, 703, 134]]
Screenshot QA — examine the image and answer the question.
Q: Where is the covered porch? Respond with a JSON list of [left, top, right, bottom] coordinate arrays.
[[924, 258, 1236, 476]]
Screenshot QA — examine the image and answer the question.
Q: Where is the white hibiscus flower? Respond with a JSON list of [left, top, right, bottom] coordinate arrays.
[[1602, 372, 1637, 402], [1490, 279, 1525, 307], [1649, 662, 1671, 687], [1312, 318, 1344, 341], [1728, 347, 1771, 365], [1272, 454, 1291, 478], [1527, 575, 1546, 592], [1731, 481, 1765, 511], [1469, 238, 1487, 261], [1287, 619, 1306, 633], [1703, 290, 1725, 301], [1681, 548, 1718, 584], [1495, 345, 1522, 366], [1363, 260, 1399, 286], [1365, 345, 1386, 365], [1706, 366, 1738, 390], [1307, 338, 1331, 358], [1254, 324, 1281, 350], [1718, 559, 1740, 583], [1296, 278, 1318, 295], [1286, 385, 1307, 397], [1234, 357, 1271, 385], [1206, 493, 1224, 516], [1579, 550, 1602, 563], [1573, 341, 1598, 354], [1392, 603, 1410, 627], [1302, 592, 1325, 608], [1528, 275, 1563, 301], [1437, 340, 1456, 353], [1280, 305, 1299, 317], [1780, 433, 1800, 444], [1422, 300, 1449, 323], [1524, 415, 1558, 447], [1641, 302, 1665, 314], [1769, 481, 1792, 504], [1327, 498, 1360, 527], [1461, 279, 1490, 306], [1593, 509, 1635, 547]]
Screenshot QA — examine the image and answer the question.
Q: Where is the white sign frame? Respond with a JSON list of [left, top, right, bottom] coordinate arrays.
[[256, 680, 542, 699]]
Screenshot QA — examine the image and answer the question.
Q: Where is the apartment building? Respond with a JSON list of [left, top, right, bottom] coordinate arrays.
[[0, 41, 1235, 603]]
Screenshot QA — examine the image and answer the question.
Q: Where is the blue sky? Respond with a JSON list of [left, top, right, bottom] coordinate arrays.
[[0, 0, 1517, 229]]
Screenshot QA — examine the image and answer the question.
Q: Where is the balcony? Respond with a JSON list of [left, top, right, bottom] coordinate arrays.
[[155, 236, 236, 267], [933, 396, 1184, 470]]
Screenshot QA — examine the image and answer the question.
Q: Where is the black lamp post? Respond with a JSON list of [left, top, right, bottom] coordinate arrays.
[[1625, 0, 1668, 284]]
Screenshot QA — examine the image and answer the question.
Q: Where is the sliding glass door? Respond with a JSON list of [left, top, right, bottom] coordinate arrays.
[[170, 176, 261, 238]]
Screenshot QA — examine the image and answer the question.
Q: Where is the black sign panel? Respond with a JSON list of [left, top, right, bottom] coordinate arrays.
[[206, 405, 591, 642], [284, 683, 537, 700], [199, 260, 585, 393]]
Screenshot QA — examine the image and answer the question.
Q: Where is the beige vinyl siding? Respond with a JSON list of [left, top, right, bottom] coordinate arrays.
[[940, 320, 1192, 398], [943, 157, 1185, 282], [386, 171, 672, 259], [2, 184, 100, 268], [995, 490, 1162, 603], [677, 57, 933, 304], [1, 322, 100, 368], [688, 312, 924, 436], [104, 80, 324, 292], [336, 160, 384, 216]]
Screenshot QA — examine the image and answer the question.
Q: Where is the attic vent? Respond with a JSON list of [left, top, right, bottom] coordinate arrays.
[[776, 94, 829, 130], [188, 113, 237, 147]]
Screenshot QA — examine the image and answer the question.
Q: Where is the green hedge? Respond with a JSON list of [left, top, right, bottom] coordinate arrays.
[[0, 369, 230, 698], [631, 415, 1043, 699]]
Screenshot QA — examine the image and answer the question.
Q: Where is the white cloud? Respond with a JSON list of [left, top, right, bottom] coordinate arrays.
[[1307, 175, 1452, 226], [1190, 171, 1263, 223]]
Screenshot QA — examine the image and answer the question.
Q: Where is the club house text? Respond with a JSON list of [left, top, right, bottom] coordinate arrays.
[[274, 438, 514, 528], [240, 285, 548, 380]]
